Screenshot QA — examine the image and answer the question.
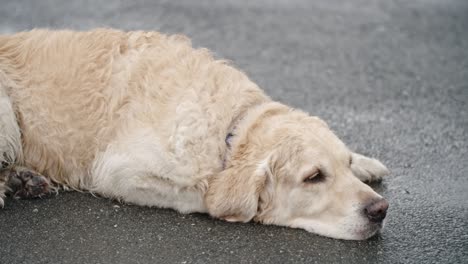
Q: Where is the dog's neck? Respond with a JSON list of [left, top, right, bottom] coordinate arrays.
[[222, 101, 288, 169], [224, 109, 252, 149], [222, 100, 266, 169]]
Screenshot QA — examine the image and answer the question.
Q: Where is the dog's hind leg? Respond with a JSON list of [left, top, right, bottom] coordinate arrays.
[[0, 82, 23, 207], [0, 83, 52, 207], [1, 166, 51, 199]]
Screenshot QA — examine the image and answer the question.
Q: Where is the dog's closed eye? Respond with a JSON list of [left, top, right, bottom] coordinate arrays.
[[303, 170, 325, 184]]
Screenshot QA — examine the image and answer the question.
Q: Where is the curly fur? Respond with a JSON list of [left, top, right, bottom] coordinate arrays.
[[0, 29, 389, 240]]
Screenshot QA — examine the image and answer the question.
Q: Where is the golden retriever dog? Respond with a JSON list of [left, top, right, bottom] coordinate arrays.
[[0, 29, 389, 240]]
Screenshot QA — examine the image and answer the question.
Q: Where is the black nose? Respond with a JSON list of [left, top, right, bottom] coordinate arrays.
[[364, 199, 389, 223]]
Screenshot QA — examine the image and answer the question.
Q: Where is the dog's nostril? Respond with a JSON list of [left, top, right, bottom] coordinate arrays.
[[364, 199, 389, 223]]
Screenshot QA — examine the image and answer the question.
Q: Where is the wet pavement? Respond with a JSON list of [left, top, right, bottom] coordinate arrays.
[[1, 0, 467, 263]]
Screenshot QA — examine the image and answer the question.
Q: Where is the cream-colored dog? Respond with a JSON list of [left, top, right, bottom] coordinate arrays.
[[0, 29, 389, 240]]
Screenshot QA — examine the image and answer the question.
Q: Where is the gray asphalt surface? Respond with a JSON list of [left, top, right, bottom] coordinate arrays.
[[1, 0, 467, 263]]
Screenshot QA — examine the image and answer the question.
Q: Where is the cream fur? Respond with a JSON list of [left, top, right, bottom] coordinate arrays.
[[0, 29, 389, 240]]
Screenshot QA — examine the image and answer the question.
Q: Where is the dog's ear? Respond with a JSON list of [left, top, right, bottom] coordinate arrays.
[[351, 153, 390, 182], [205, 161, 269, 223]]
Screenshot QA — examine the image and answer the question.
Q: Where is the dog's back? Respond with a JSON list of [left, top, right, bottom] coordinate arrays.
[[0, 29, 133, 187], [0, 29, 267, 189]]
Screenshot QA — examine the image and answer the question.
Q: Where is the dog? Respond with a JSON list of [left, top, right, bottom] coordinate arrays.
[[0, 29, 389, 240]]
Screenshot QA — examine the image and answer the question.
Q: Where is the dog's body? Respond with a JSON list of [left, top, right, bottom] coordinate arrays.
[[0, 29, 389, 240]]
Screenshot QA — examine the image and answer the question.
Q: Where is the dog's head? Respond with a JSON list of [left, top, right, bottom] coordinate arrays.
[[205, 103, 389, 240]]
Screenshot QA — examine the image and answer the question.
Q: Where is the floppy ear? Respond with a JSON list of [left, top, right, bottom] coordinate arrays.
[[351, 153, 390, 182], [205, 163, 268, 223]]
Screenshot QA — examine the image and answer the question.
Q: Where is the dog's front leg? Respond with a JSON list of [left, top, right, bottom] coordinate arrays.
[[351, 153, 390, 182], [89, 131, 207, 213]]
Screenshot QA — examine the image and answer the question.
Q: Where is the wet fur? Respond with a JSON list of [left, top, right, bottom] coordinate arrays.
[[0, 29, 389, 239]]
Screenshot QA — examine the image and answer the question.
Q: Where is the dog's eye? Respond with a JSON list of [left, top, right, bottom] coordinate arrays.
[[303, 170, 325, 184]]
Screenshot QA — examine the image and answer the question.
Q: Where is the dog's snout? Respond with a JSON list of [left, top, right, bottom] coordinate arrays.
[[364, 198, 389, 223]]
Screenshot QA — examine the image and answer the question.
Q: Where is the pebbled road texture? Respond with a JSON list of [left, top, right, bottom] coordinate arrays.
[[0, 0, 467, 263]]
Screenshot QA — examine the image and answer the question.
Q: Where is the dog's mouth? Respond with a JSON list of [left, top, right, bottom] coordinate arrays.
[[352, 217, 389, 240], [287, 216, 387, 240]]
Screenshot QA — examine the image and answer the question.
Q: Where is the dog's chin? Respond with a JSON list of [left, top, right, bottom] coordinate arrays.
[[289, 218, 386, 240], [329, 223, 384, 240], [351, 222, 383, 240], [339, 214, 389, 240]]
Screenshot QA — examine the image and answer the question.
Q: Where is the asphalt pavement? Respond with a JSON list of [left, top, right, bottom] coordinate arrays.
[[0, 0, 467, 263]]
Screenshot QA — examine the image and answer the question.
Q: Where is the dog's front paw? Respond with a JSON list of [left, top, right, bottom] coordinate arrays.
[[351, 153, 389, 183]]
